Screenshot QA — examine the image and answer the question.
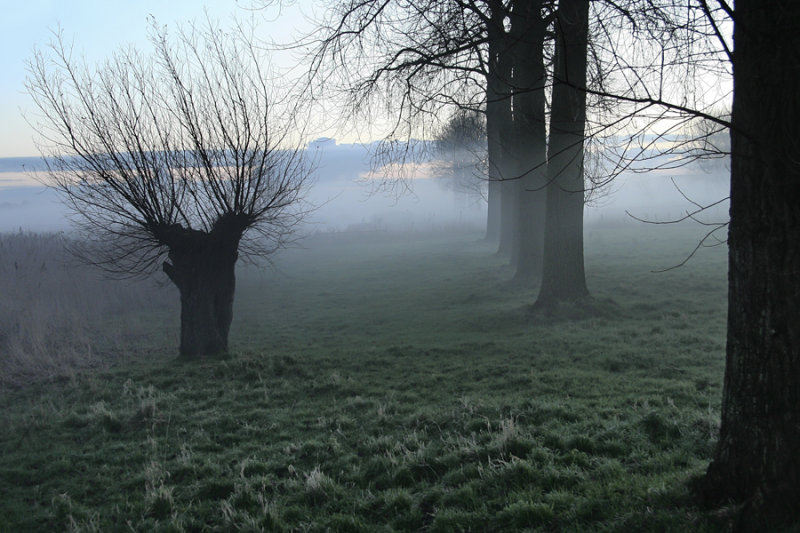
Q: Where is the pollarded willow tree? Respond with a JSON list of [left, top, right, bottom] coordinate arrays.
[[26, 21, 311, 357]]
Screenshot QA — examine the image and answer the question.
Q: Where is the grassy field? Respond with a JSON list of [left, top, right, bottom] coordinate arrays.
[[0, 223, 732, 532]]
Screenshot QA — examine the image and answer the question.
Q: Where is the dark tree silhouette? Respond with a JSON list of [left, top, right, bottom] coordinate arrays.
[[306, 0, 563, 282], [301, 0, 732, 298], [587, 1, 799, 526], [508, 0, 549, 283], [433, 108, 488, 200], [697, 0, 800, 528], [484, 0, 512, 244], [535, 0, 590, 306], [487, 9, 517, 255], [26, 22, 311, 357]]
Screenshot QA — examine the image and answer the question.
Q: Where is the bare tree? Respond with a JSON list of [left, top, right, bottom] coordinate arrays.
[[26, 20, 311, 357], [535, 0, 590, 306], [305, 0, 558, 280], [433, 107, 488, 201], [507, 0, 550, 283], [695, 1, 800, 528], [304, 0, 508, 228], [577, 1, 800, 525], [301, 0, 728, 298]]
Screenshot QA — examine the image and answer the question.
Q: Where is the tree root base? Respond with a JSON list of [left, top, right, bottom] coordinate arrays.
[[690, 470, 800, 533]]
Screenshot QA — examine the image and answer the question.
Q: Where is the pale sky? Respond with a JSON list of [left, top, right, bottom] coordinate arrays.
[[0, 0, 315, 158]]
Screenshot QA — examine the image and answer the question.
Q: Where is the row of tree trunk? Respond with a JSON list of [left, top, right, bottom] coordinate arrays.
[[484, 0, 591, 308]]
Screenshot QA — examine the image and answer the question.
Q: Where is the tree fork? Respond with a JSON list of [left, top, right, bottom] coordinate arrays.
[[161, 220, 245, 357]]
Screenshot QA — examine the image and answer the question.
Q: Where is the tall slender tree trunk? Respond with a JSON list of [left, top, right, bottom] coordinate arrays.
[[508, 167, 525, 268], [485, 11, 508, 245], [535, 0, 590, 306], [496, 108, 517, 257], [492, 38, 517, 257], [699, 1, 800, 529], [510, 0, 548, 283], [161, 219, 245, 357], [485, 167, 502, 242]]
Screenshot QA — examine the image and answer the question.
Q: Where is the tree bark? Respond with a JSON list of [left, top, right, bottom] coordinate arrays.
[[699, 1, 800, 528], [161, 217, 246, 357], [510, 0, 548, 284], [485, 3, 518, 258], [534, 0, 590, 306], [484, 8, 508, 245], [485, 165, 502, 243], [497, 70, 517, 255]]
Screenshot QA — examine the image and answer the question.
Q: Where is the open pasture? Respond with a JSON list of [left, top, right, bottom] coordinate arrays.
[[0, 223, 731, 531]]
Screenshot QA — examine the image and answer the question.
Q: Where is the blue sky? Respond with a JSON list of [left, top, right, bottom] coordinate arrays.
[[0, 0, 313, 158]]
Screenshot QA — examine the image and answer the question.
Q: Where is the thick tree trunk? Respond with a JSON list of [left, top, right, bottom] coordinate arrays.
[[161, 218, 245, 357], [510, 0, 547, 284], [699, 1, 800, 529], [534, 0, 590, 307]]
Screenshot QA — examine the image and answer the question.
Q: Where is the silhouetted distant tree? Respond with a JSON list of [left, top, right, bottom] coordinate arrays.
[[26, 21, 311, 357], [433, 108, 487, 200]]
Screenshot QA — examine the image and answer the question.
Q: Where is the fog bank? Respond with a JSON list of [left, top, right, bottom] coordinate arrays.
[[0, 145, 729, 235]]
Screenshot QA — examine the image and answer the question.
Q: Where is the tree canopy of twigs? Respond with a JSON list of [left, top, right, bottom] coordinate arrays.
[[303, 0, 497, 192], [433, 107, 488, 200], [585, 0, 732, 180], [26, 18, 311, 278]]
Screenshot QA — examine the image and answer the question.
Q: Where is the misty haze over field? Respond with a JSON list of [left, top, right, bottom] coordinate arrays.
[[0, 142, 728, 235], [4, 0, 800, 527]]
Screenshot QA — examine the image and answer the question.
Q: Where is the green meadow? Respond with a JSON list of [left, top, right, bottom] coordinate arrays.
[[0, 223, 732, 531]]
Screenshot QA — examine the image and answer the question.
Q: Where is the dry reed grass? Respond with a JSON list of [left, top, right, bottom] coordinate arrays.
[[0, 231, 171, 387]]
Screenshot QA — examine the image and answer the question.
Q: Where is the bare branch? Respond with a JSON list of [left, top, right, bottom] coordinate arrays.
[[25, 18, 312, 277]]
